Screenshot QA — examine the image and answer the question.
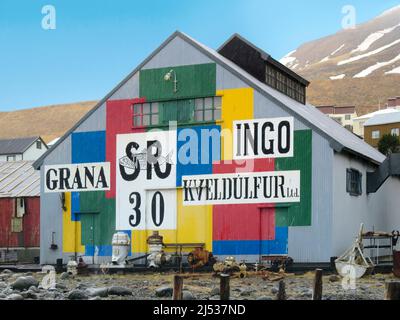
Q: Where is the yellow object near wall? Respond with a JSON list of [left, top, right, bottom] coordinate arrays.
[[62, 192, 85, 254]]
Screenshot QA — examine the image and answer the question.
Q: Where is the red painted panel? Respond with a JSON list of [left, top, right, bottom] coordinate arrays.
[[106, 98, 145, 198], [23, 198, 40, 247], [212, 159, 275, 241], [0, 197, 40, 248]]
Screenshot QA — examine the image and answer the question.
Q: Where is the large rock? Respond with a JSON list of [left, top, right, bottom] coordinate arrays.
[[329, 275, 341, 283], [86, 287, 109, 298], [7, 293, 24, 300], [11, 276, 39, 291], [108, 286, 132, 296], [155, 286, 173, 297], [1, 269, 13, 274], [210, 287, 220, 296], [182, 291, 195, 300], [68, 290, 88, 300], [60, 272, 71, 280]]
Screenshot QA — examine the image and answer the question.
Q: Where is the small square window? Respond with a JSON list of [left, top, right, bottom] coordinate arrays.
[[346, 169, 362, 196], [391, 128, 399, 136], [204, 97, 213, 109], [204, 110, 213, 121], [143, 115, 150, 126], [143, 103, 151, 114], [7, 155, 15, 162], [195, 99, 203, 110], [151, 103, 158, 113], [36, 141, 42, 149], [214, 109, 221, 120], [372, 130, 380, 139], [151, 115, 159, 125], [195, 110, 203, 121], [214, 97, 222, 109], [133, 104, 142, 115], [133, 116, 142, 127]]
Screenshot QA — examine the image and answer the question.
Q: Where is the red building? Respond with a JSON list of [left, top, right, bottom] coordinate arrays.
[[0, 161, 40, 263]]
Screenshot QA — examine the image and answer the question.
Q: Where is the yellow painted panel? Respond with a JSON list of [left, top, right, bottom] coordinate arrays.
[[62, 193, 85, 254], [217, 88, 254, 160], [131, 190, 212, 254], [176, 189, 213, 251]]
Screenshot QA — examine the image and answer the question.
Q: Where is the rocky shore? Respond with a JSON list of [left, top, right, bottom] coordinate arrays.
[[0, 269, 396, 300]]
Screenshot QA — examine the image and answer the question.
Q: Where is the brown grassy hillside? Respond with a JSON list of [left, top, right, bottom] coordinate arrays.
[[307, 75, 400, 115], [0, 101, 97, 143]]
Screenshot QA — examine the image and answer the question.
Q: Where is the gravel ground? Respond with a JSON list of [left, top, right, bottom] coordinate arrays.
[[0, 269, 396, 300]]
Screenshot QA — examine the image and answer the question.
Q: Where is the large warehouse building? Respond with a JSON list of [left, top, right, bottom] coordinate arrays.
[[34, 32, 400, 265]]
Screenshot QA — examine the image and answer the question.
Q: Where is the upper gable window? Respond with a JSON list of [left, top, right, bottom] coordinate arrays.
[[36, 140, 42, 149], [132, 97, 221, 128]]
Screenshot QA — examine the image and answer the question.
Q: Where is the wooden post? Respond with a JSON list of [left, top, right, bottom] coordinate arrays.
[[277, 280, 286, 300], [312, 269, 323, 300], [173, 275, 183, 300], [220, 274, 230, 300], [385, 281, 400, 300]]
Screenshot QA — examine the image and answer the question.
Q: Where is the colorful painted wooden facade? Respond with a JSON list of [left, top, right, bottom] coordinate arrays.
[[36, 32, 398, 265]]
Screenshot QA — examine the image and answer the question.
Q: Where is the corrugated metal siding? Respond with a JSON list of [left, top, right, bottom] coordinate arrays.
[[0, 161, 39, 197], [40, 136, 71, 264], [288, 132, 333, 262], [0, 197, 40, 248]]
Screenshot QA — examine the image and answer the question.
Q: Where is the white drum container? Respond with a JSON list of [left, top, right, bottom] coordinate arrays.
[[112, 232, 131, 265]]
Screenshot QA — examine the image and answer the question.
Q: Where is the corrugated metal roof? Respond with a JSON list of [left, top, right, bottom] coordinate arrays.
[[33, 31, 387, 168], [0, 161, 39, 198], [0, 137, 39, 155], [353, 108, 400, 121], [364, 112, 400, 126]]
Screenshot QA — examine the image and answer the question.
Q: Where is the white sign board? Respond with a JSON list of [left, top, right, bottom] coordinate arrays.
[[116, 130, 177, 230], [233, 117, 294, 160], [182, 171, 300, 206], [44, 162, 111, 193]]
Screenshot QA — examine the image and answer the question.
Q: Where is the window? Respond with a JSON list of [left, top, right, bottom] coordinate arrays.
[[6, 155, 16, 162], [391, 128, 400, 136], [372, 130, 380, 139], [36, 140, 42, 149], [133, 97, 221, 127], [345, 115, 351, 121], [133, 102, 159, 127], [346, 169, 362, 196], [265, 65, 306, 104], [194, 96, 221, 123]]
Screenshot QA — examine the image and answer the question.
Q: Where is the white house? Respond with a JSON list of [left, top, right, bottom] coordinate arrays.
[[0, 137, 48, 162]]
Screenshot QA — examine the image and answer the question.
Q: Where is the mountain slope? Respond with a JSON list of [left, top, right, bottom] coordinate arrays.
[[0, 101, 97, 143], [280, 5, 400, 113]]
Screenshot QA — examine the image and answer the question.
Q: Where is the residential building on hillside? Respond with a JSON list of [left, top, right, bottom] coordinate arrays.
[[316, 105, 357, 133], [353, 108, 400, 139], [364, 112, 400, 148], [0, 137, 48, 162], [33, 32, 400, 266]]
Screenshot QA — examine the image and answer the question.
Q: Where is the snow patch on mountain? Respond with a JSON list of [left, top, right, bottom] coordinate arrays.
[[338, 38, 400, 65], [330, 74, 346, 80], [386, 66, 400, 75], [352, 24, 400, 53], [280, 50, 297, 66], [331, 44, 345, 56], [354, 53, 400, 78], [378, 5, 400, 18]]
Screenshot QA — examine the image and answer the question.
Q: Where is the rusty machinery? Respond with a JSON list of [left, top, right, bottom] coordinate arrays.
[[187, 247, 216, 269], [213, 257, 248, 278]]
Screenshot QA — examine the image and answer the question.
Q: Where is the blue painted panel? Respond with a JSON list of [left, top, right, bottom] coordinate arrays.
[[72, 131, 106, 164], [213, 227, 288, 255], [71, 192, 80, 222], [176, 125, 221, 187], [84, 230, 132, 257]]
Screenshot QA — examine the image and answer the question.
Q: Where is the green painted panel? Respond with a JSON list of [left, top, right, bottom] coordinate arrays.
[[79, 192, 116, 246], [159, 99, 195, 125], [275, 130, 312, 227], [139, 63, 216, 101]]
